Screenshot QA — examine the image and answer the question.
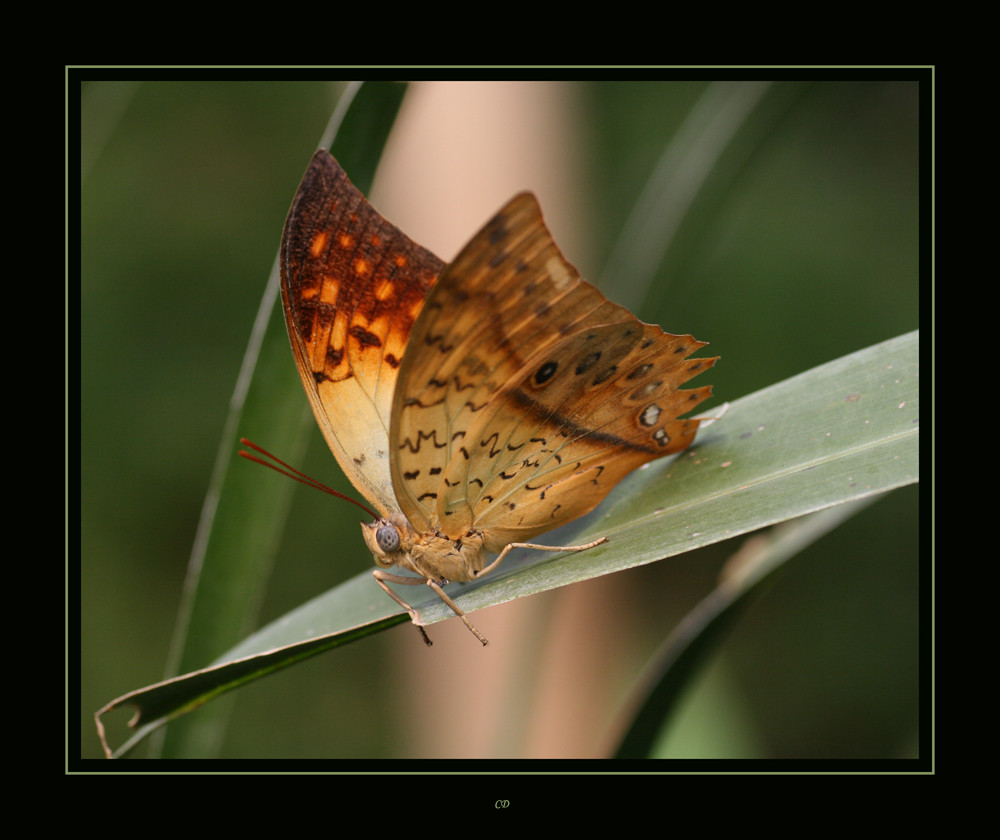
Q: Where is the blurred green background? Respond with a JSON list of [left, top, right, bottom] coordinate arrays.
[[80, 79, 921, 760]]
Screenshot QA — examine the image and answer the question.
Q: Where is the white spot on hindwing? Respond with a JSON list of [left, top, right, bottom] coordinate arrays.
[[640, 404, 662, 426]]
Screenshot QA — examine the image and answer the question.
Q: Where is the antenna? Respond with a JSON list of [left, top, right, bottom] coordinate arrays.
[[238, 438, 379, 520]]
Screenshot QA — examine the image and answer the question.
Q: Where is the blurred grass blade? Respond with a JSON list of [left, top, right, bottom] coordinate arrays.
[[126, 81, 409, 760], [96, 330, 917, 758], [610, 496, 878, 759], [600, 80, 774, 311]]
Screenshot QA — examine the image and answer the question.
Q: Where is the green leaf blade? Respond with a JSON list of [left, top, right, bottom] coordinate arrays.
[[96, 330, 917, 757]]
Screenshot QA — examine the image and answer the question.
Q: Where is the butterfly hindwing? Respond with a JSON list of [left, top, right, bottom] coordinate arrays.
[[455, 321, 715, 550], [391, 191, 716, 545]]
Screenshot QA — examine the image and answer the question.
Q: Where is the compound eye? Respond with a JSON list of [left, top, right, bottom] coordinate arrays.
[[376, 524, 400, 554]]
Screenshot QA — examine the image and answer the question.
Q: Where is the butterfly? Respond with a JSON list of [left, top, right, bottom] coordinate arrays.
[[277, 150, 716, 646]]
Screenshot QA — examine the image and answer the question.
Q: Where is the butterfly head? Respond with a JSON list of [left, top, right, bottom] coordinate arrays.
[[361, 512, 488, 583], [362, 513, 411, 570]]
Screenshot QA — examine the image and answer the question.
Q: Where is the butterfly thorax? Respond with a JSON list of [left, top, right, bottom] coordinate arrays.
[[361, 511, 487, 583]]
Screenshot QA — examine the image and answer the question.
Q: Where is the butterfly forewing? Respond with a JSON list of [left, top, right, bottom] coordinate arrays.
[[281, 152, 444, 516]]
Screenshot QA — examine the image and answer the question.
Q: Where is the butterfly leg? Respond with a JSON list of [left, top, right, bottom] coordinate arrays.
[[424, 579, 489, 647], [373, 569, 490, 646], [476, 536, 608, 579], [373, 570, 434, 646]]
